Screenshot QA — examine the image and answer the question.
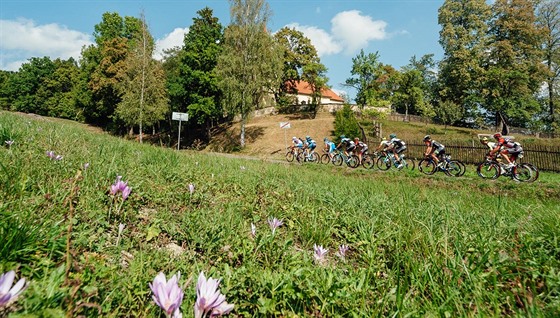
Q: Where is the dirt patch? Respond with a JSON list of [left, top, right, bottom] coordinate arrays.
[[207, 112, 336, 157]]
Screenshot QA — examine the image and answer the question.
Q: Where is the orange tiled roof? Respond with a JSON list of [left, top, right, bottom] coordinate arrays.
[[292, 80, 344, 102]]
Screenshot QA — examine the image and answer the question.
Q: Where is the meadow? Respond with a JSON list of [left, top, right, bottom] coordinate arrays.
[[1, 111, 560, 317]]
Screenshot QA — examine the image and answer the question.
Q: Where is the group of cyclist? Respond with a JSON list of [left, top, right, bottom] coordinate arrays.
[[291, 131, 524, 170]]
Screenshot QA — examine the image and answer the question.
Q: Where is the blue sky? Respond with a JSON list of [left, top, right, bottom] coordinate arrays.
[[1, 0, 445, 100]]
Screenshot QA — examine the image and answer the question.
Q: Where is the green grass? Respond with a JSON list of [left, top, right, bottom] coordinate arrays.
[[1, 111, 560, 317]]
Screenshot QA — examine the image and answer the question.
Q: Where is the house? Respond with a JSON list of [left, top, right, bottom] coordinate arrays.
[[290, 80, 345, 105]]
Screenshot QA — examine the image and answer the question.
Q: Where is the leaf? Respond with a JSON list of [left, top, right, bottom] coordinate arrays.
[[146, 225, 161, 242]]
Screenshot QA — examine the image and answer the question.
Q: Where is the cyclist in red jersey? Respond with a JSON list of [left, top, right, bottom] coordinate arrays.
[[489, 133, 523, 167]]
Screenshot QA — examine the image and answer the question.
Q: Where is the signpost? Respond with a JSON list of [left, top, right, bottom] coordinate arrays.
[[280, 122, 291, 149], [172, 112, 189, 150]]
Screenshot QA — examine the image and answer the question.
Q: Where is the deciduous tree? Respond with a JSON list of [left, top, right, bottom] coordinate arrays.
[[216, 0, 283, 148]]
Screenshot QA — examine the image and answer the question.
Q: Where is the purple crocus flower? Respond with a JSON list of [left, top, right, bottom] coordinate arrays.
[[149, 272, 184, 318], [0, 270, 28, 308], [267, 217, 283, 234], [313, 244, 329, 262], [46, 151, 55, 159], [83, 162, 90, 170], [194, 272, 234, 318], [54, 155, 63, 161], [5, 140, 14, 147], [336, 244, 349, 259], [188, 183, 195, 194], [110, 176, 132, 200]]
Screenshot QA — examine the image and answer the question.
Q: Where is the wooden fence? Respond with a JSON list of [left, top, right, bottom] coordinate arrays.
[[398, 142, 560, 172]]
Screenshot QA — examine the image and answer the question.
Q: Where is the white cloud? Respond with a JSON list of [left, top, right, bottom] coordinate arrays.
[[0, 18, 93, 71], [154, 27, 189, 60], [285, 11, 388, 58], [331, 10, 387, 54], [285, 23, 343, 57]]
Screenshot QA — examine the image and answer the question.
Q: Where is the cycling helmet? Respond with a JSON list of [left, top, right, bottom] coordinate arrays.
[[354, 137, 359, 141], [306, 136, 311, 140], [340, 135, 346, 139], [292, 136, 297, 140], [481, 137, 488, 142], [389, 133, 396, 139], [493, 133, 502, 139], [323, 137, 329, 142], [423, 135, 431, 141]]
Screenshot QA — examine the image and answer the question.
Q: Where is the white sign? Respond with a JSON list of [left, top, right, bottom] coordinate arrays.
[[280, 122, 291, 129], [172, 112, 189, 122]]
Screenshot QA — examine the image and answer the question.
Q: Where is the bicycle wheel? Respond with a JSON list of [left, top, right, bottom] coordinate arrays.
[[418, 159, 437, 175], [333, 154, 344, 166], [513, 164, 532, 182], [376, 156, 391, 171], [477, 161, 500, 179], [455, 160, 467, 176], [362, 154, 375, 169], [524, 163, 539, 182], [309, 152, 320, 163], [444, 160, 463, 177], [286, 151, 295, 162], [400, 158, 415, 171], [347, 155, 360, 168], [320, 153, 330, 164]]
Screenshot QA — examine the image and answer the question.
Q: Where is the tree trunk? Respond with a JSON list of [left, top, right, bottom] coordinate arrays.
[[549, 81, 555, 124], [240, 116, 246, 148]]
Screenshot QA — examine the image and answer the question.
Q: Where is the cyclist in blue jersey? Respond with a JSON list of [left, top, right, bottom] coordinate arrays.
[[324, 137, 336, 160], [304, 136, 317, 158]]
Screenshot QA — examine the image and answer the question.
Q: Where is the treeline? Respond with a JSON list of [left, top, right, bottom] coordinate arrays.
[[0, 0, 559, 148]]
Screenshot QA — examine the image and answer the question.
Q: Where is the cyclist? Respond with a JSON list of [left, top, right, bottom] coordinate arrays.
[[324, 137, 336, 160], [387, 133, 407, 167], [354, 137, 369, 163], [291, 136, 304, 155], [374, 137, 392, 154], [423, 135, 445, 164], [337, 135, 356, 157], [489, 133, 523, 168], [304, 136, 317, 158]]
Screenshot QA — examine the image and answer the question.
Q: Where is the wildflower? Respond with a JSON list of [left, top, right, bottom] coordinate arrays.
[[54, 155, 63, 161], [194, 271, 234, 318], [188, 183, 195, 194], [250, 223, 256, 237], [149, 272, 184, 318], [83, 162, 90, 170], [240, 166, 246, 170], [4, 140, 14, 147], [313, 244, 329, 262], [336, 245, 349, 259], [0, 270, 28, 308], [110, 176, 131, 200], [267, 217, 283, 234], [46, 151, 55, 159]]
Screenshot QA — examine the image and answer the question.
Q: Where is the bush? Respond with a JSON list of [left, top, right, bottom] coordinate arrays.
[[334, 104, 360, 142]]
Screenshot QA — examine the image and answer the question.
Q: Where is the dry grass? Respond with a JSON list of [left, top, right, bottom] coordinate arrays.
[[206, 112, 336, 159]]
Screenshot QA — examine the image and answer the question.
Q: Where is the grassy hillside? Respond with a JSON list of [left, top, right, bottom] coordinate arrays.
[[1, 111, 560, 317]]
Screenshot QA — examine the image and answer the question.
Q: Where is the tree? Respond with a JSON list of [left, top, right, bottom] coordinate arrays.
[[80, 12, 144, 129], [300, 61, 329, 118], [537, 0, 560, 128], [115, 12, 168, 142], [2, 57, 56, 115], [168, 7, 224, 140], [345, 49, 387, 109], [273, 27, 321, 107], [391, 56, 436, 120], [434, 100, 462, 129], [216, 0, 283, 148], [438, 0, 492, 122], [40, 58, 82, 120], [483, 0, 547, 129]]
